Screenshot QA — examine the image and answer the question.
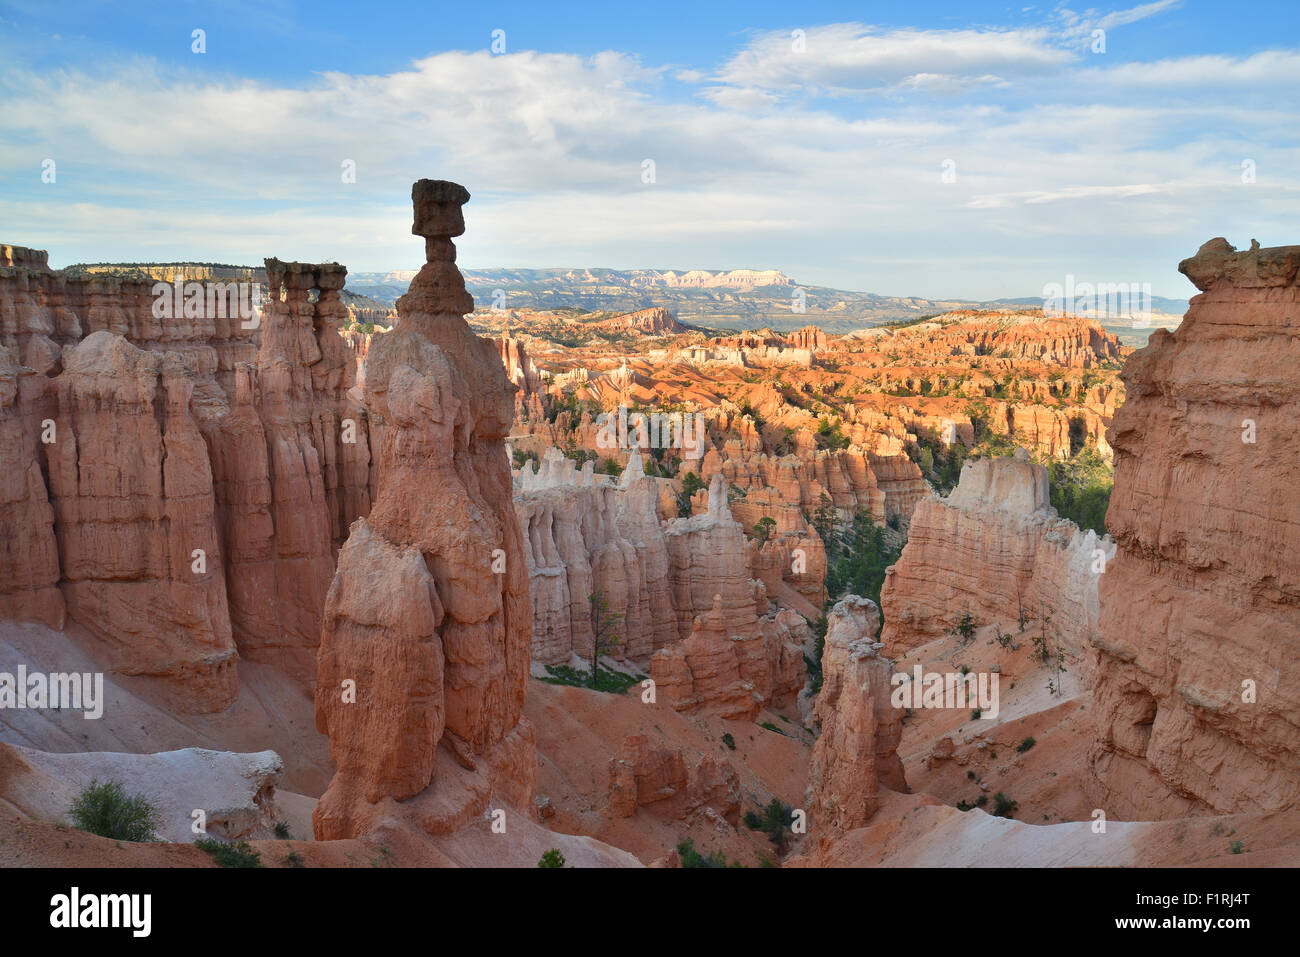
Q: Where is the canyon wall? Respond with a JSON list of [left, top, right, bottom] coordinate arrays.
[[516, 455, 808, 717], [1089, 238, 1300, 818], [514, 448, 676, 663], [313, 180, 535, 840], [0, 242, 372, 709], [880, 450, 1113, 678]]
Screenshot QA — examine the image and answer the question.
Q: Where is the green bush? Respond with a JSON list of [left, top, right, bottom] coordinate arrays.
[[677, 471, 706, 517], [992, 792, 1018, 819], [677, 838, 735, 868], [68, 780, 161, 843], [538, 849, 567, 868], [760, 798, 795, 851], [721, 732, 736, 751], [1016, 737, 1036, 753], [195, 837, 262, 868]]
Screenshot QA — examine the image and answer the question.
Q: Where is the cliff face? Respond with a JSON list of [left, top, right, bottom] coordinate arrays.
[[313, 180, 535, 841], [515, 449, 676, 663], [1089, 238, 1300, 817], [516, 459, 807, 716], [880, 451, 1112, 676], [0, 242, 372, 709], [806, 596, 906, 831]]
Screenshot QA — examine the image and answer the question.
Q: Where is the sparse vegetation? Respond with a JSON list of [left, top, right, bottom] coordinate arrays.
[[195, 837, 263, 868], [1016, 737, 1037, 753], [677, 838, 738, 868], [538, 849, 567, 868], [538, 663, 643, 694], [992, 792, 1018, 819]]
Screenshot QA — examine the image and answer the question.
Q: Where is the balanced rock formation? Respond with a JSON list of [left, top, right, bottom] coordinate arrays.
[[313, 180, 535, 841], [1089, 238, 1300, 817], [806, 596, 906, 831], [881, 450, 1113, 679]]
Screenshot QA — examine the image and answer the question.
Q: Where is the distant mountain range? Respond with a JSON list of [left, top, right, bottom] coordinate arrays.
[[344, 267, 1189, 336]]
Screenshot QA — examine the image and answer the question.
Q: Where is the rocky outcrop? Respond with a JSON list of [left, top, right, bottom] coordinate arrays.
[[608, 734, 688, 817], [607, 734, 742, 823], [1089, 238, 1300, 818], [0, 240, 374, 707], [313, 180, 535, 841], [0, 742, 283, 843], [881, 450, 1113, 678], [806, 596, 906, 831]]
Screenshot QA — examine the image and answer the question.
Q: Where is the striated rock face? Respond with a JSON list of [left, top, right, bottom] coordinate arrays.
[[881, 451, 1113, 678], [313, 180, 535, 841], [216, 258, 373, 683], [47, 332, 238, 709], [514, 449, 676, 663], [806, 596, 906, 831], [0, 242, 373, 708], [1089, 238, 1300, 818], [0, 345, 63, 629]]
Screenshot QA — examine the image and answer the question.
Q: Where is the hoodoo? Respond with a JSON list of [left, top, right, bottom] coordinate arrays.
[[312, 180, 537, 840]]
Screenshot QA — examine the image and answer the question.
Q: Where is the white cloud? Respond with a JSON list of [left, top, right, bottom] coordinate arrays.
[[712, 23, 1073, 98], [0, 17, 1295, 298]]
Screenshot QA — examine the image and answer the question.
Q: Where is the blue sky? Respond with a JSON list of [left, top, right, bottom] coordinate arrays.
[[1, 0, 1297, 298]]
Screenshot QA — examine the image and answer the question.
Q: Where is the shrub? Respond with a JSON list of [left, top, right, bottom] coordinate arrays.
[[1016, 737, 1036, 754], [743, 810, 762, 830], [992, 792, 1018, 819], [721, 732, 736, 751], [538, 849, 567, 868], [283, 850, 305, 868], [677, 838, 734, 868], [195, 837, 262, 868], [760, 798, 795, 851], [68, 780, 161, 843], [273, 821, 292, 839]]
